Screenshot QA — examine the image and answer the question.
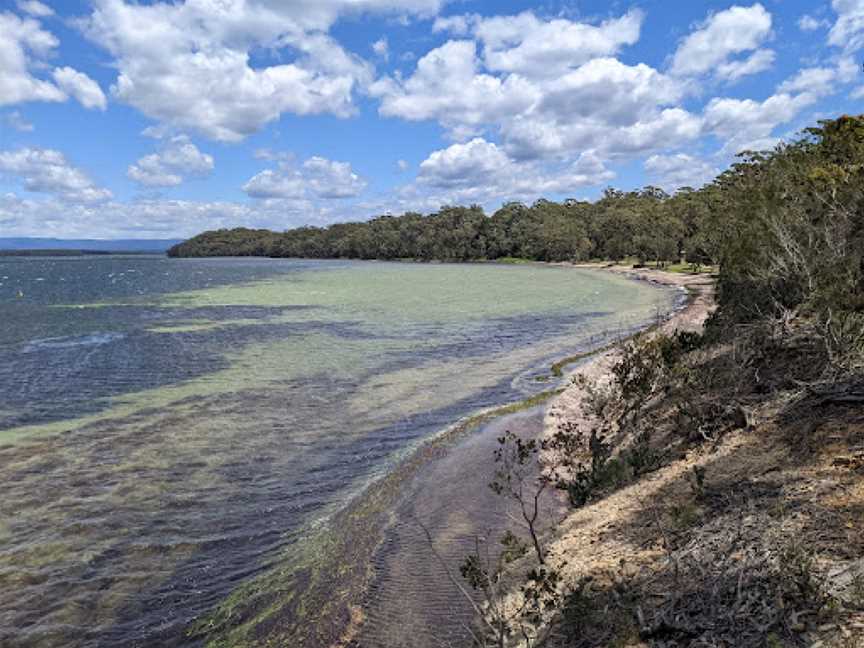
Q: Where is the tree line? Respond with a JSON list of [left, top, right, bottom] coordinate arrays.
[[169, 114, 864, 330], [167, 187, 699, 266]]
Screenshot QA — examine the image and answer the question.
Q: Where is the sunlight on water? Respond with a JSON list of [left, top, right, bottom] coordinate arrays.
[[0, 257, 676, 648]]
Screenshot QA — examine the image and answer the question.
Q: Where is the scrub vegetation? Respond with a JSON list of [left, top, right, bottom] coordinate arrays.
[[454, 115, 864, 647]]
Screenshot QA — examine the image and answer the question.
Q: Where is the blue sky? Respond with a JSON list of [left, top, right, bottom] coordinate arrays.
[[0, 0, 861, 238]]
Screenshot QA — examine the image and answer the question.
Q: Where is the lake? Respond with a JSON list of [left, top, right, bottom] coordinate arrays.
[[0, 256, 677, 647]]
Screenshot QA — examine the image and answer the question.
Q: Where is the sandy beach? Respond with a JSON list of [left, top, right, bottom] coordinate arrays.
[[546, 263, 716, 443]]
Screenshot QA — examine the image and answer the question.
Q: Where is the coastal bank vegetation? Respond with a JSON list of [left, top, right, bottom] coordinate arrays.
[[181, 115, 864, 648], [450, 115, 864, 648], [168, 116, 860, 286]]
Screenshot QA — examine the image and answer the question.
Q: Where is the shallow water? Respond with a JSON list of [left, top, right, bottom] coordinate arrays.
[[0, 257, 676, 647], [355, 406, 562, 648]]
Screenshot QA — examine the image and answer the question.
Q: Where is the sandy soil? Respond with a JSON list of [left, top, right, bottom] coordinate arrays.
[[544, 263, 716, 449], [523, 265, 864, 648]]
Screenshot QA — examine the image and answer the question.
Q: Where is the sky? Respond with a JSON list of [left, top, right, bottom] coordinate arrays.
[[0, 0, 861, 239]]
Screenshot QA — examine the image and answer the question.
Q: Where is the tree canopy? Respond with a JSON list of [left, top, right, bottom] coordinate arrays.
[[168, 191, 689, 266]]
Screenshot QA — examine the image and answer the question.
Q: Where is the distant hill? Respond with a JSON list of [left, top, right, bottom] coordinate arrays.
[[0, 238, 183, 253]]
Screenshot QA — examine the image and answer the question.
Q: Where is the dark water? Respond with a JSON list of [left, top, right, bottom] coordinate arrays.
[[0, 256, 676, 647]]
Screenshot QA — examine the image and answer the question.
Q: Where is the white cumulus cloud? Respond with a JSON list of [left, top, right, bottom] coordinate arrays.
[[416, 138, 614, 206], [645, 153, 718, 190], [419, 138, 511, 188], [0, 12, 106, 110], [82, 0, 450, 142], [16, 1, 53, 17], [829, 0, 864, 52], [500, 60, 696, 160], [0, 12, 65, 106], [704, 92, 817, 154], [432, 14, 476, 36], [716, 49, 775, 81], [52, 67, 108, 111], [372, 39, 539, 139], [473, 9, 644, 78], [777, 58, 857, 100], [798, 14, 830, 31], [670, 4, 773, 80], [0, 148, 112, 203], [243, 156, 367, 200], [127, 136, 214, 188]]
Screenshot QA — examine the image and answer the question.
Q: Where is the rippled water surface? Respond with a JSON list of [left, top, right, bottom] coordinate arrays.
[[0, 256, 676, 647]]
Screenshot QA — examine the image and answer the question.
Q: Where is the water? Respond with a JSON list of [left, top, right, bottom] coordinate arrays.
[[354, 406, 563, 648], [0, 256, 677, 647]]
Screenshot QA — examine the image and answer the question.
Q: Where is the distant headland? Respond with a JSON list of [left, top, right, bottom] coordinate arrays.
[[0, 238, 183, 255]]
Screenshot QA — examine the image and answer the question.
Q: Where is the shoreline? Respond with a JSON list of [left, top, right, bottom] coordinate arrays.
[[547, 262, 715, 387], [341, 264, 715, 648], [484, 264, 719, 647], [194, 262, 711, 648], [491, 264, 863, 648]]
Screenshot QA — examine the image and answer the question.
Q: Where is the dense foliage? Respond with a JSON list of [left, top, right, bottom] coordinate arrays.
[[168, 190, 689, 265], [679, 115, 864, 389], [705, 116, 864, 321], [467, 116, 864, 648]]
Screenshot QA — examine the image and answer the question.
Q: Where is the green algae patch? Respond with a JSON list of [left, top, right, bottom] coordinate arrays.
[[443, 387, 565, 437], [158, 262, 666, 331], [0, 330, 371, 444], [5, 261, 674, 446], [191, 509, 379, 648], [146, 320, 221, 334], [550, 342, 618, 377], [189, 315, 655, 647]]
